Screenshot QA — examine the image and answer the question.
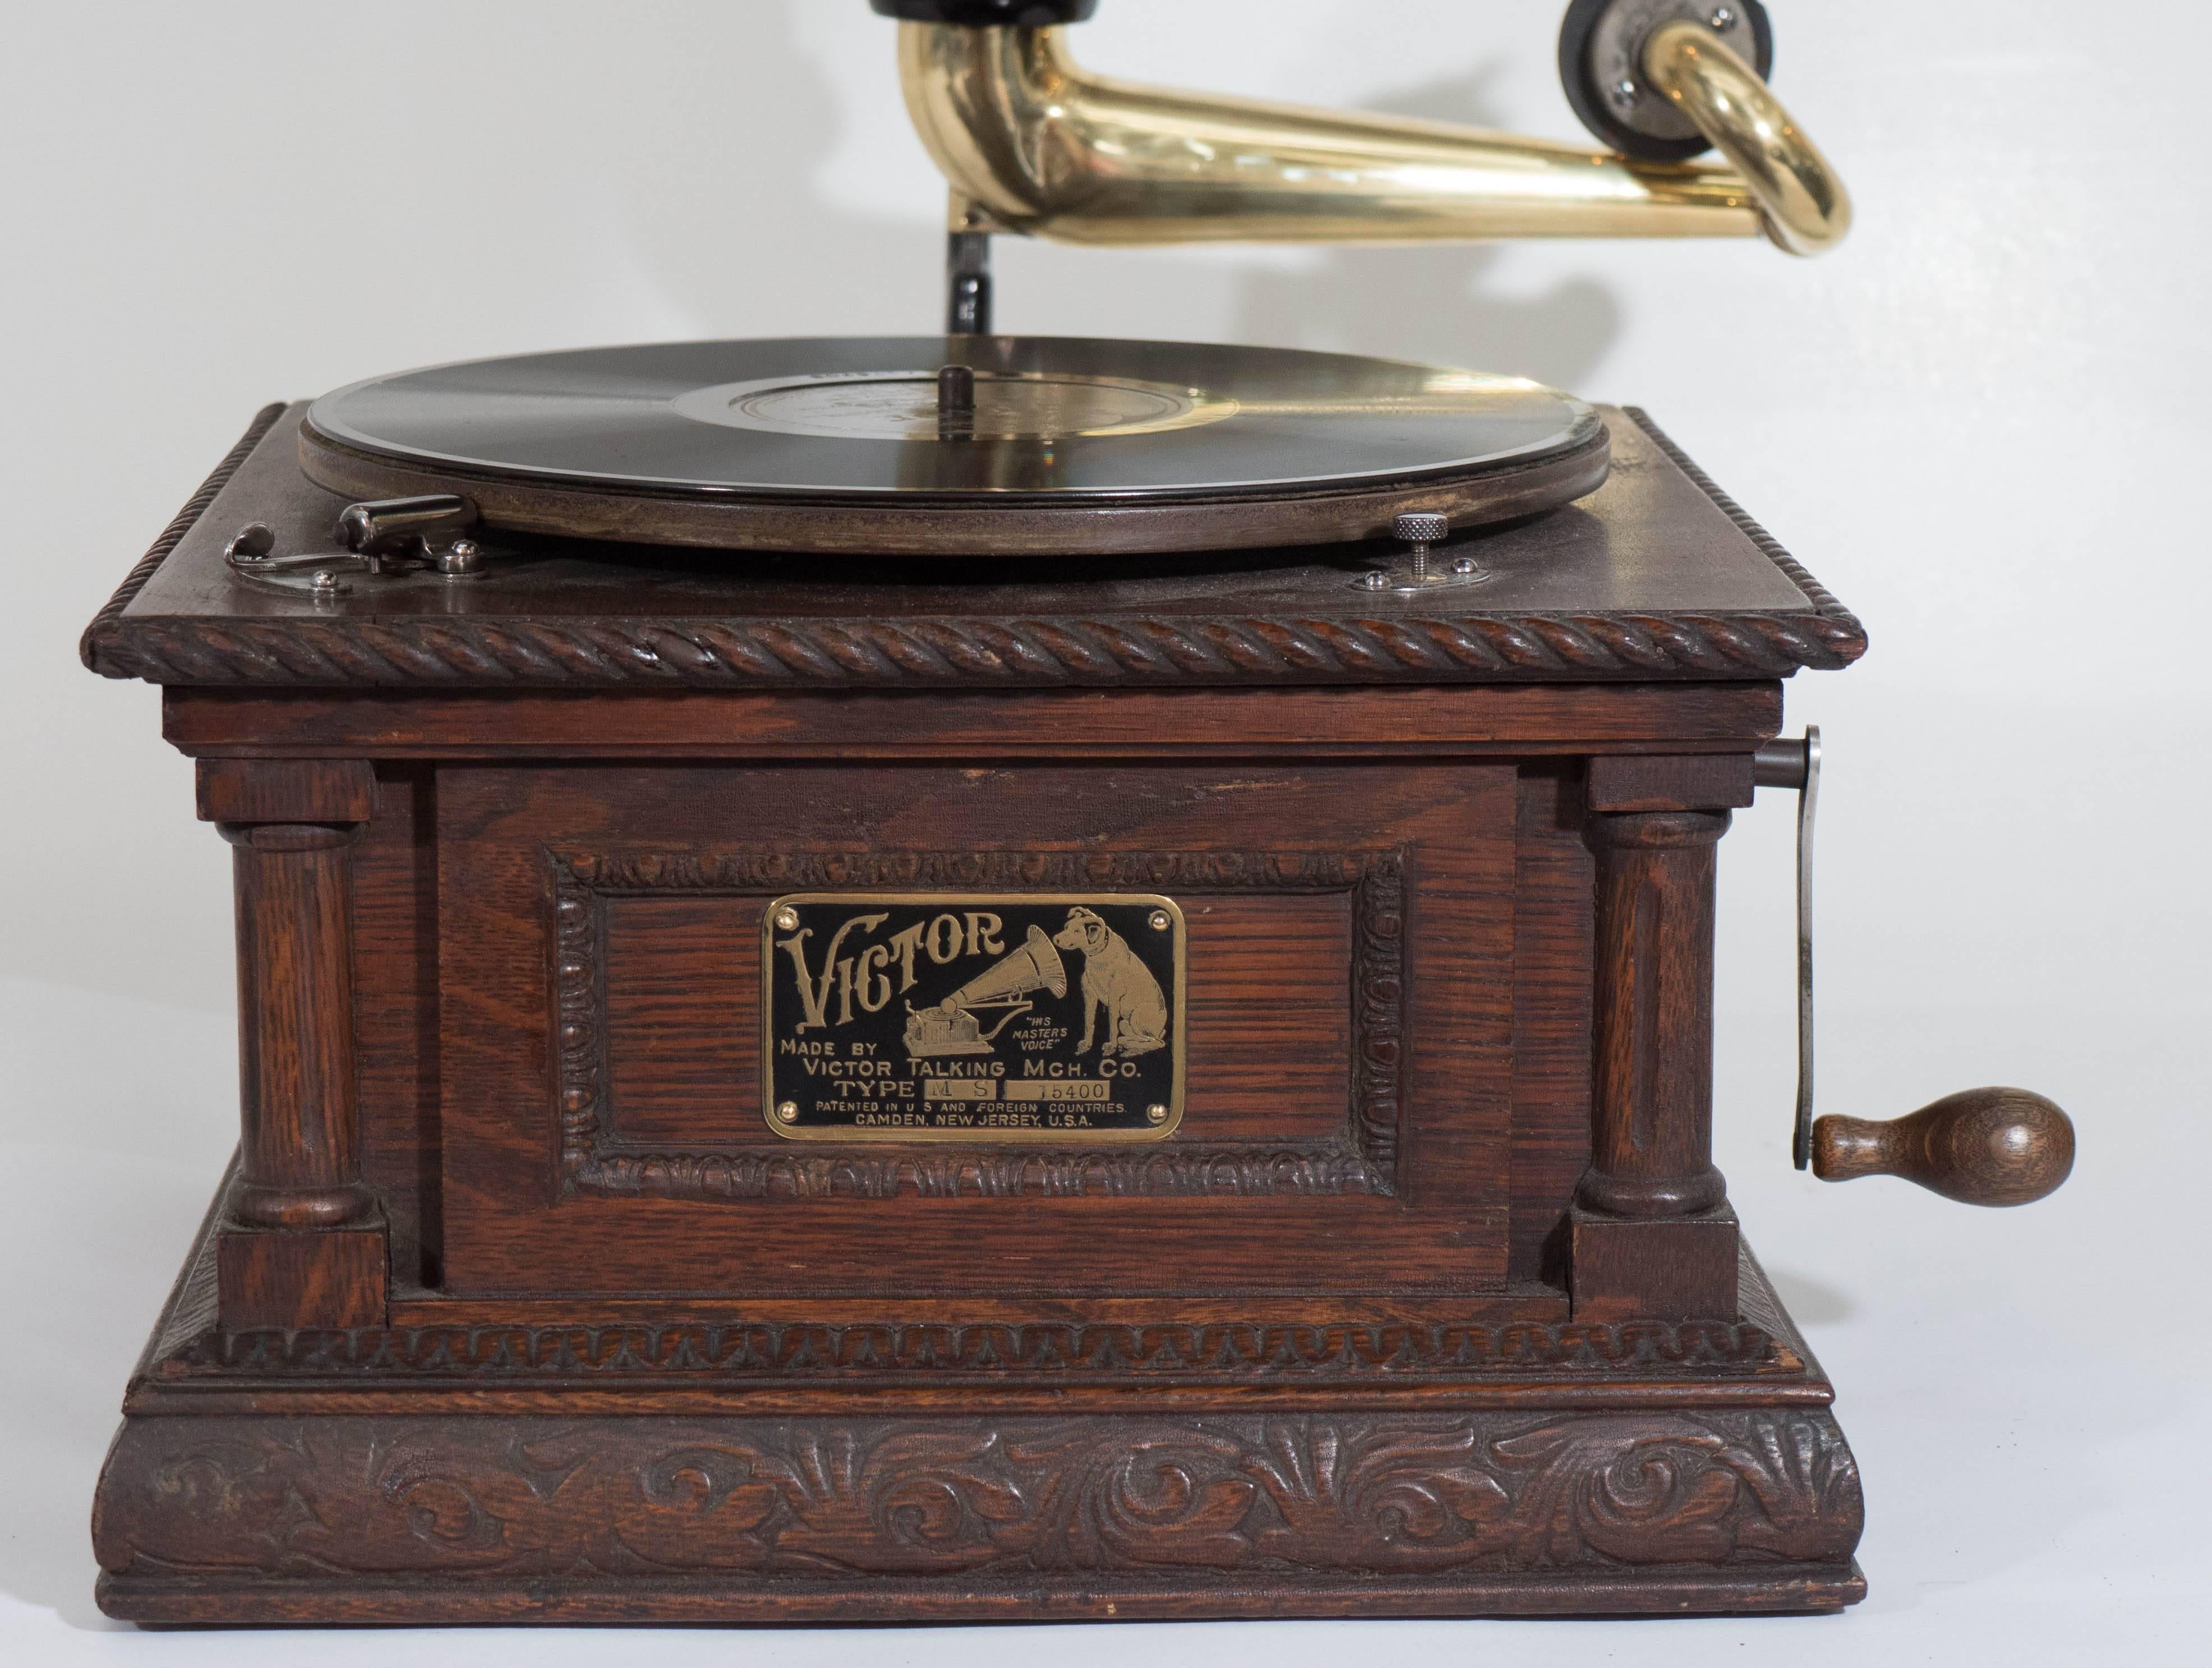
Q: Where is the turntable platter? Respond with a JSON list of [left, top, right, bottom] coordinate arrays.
[[299, 337, 1609, 556]]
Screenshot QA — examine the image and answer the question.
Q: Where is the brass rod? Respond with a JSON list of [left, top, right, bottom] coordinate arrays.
[[897, 23, 1775, 248]]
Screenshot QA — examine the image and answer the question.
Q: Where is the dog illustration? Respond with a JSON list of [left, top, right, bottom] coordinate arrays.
[[1052, 907, 1169, 1059]]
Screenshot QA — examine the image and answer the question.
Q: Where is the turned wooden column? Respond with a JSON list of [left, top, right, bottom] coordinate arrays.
[[1578, 808, 1731, 1218], [221, 821, 373, 1228], [197, 758, 386, 1330], [1570, 754, 1753, 1321]]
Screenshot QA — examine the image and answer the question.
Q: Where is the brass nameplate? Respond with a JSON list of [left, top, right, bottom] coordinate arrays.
[[762, 893, 1185, 1143]]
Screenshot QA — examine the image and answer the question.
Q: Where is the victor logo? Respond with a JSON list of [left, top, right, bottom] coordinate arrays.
[[777, 911, 1006, 1033], [762, 894, 1182, 1145]]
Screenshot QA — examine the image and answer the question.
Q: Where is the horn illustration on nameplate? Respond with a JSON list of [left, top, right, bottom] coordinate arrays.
[[904, 924, 1068, 1056]]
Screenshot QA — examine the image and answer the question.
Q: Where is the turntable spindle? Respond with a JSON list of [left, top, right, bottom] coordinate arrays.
[[937, 362, 976, 440]]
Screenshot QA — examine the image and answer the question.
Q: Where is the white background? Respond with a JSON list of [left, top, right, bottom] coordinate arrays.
[[3, 0, 2206, 1659]]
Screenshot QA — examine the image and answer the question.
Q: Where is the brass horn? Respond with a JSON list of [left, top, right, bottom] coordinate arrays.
[[882, 1, 1849, 291]]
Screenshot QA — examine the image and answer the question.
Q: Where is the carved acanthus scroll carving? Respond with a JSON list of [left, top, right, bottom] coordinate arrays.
[[97, 1409, 1861, 1582]]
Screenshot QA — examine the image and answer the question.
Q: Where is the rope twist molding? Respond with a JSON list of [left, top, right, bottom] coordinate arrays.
[[82, 408, 1865, 690]]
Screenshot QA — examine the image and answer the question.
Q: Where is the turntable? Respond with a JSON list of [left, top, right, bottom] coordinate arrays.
[[80, 0, 2071, 1626]]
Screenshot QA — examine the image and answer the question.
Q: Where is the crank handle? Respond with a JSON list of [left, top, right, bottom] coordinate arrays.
[[1754, 731, 2073, 1202], [1813, 1088, 2075, 1206]]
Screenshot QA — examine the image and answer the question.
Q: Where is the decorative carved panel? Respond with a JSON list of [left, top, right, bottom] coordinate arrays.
[[98, 1409, 1861, 1582], [554, 849, 1409, 1201]]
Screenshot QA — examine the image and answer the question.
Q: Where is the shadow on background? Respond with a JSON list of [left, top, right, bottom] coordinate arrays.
[[1232, 66, 1622, 388], [619, 17, 1623, 382], [610, 2, 941, 338], [0, 987, 239, 1632], [1763, 1266, 1858, 1328]]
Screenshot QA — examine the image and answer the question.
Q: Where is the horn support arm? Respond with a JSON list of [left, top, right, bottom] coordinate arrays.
[[896, 21, 1846, 253]]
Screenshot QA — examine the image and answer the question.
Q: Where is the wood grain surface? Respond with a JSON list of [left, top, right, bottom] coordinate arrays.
[[99, 1192, 1862, 1623], [79, 405, 1881, 1625], [435, 762, 1514, 1301], [162, 679, 1786, 759], [84, 404, 1864, 689], [95, 1403, 1863, 1623]]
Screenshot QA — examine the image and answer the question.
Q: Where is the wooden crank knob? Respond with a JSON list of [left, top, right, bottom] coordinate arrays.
[[1811, 1088, 2073, 1206]]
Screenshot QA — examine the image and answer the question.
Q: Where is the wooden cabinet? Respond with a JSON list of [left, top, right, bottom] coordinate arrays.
[[84, 404, 1874, 1623]]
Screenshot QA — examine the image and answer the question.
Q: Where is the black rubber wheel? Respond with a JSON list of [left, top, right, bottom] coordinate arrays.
[[1558, 0, 1772, 162], [869, 1, 1099, 23]]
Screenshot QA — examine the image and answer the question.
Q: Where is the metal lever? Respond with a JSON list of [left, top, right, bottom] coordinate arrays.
[[1753, 724, 1820, 1168], [223, 495, 485, 598], [338, 494, 483, 573]]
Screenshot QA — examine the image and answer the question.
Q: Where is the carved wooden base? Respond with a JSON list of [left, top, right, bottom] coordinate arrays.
[[94, 1181, 1867, 1625], [102, 1576, 1868, 1626]]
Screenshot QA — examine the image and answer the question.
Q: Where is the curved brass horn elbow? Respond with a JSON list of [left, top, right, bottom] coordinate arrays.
[[896, 21, 1846, 254], [1643, 21, 1850, 255]]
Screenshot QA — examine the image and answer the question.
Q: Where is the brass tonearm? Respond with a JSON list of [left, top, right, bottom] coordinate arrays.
[[873, 1, 1851, 331]]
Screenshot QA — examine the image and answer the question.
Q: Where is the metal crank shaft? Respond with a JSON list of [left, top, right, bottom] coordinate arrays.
[[1753, 725, 1820, 1169]]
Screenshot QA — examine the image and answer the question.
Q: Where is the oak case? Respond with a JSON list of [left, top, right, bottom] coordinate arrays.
[[85, 404, 1869, 1621]]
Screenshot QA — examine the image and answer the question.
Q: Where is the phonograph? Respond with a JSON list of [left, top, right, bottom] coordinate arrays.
[[80, 0, 2074, 1625]]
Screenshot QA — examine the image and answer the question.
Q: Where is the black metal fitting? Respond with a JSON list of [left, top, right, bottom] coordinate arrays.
[[869, 1, 1099, 25], [1558, 0, 1773, 162]]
